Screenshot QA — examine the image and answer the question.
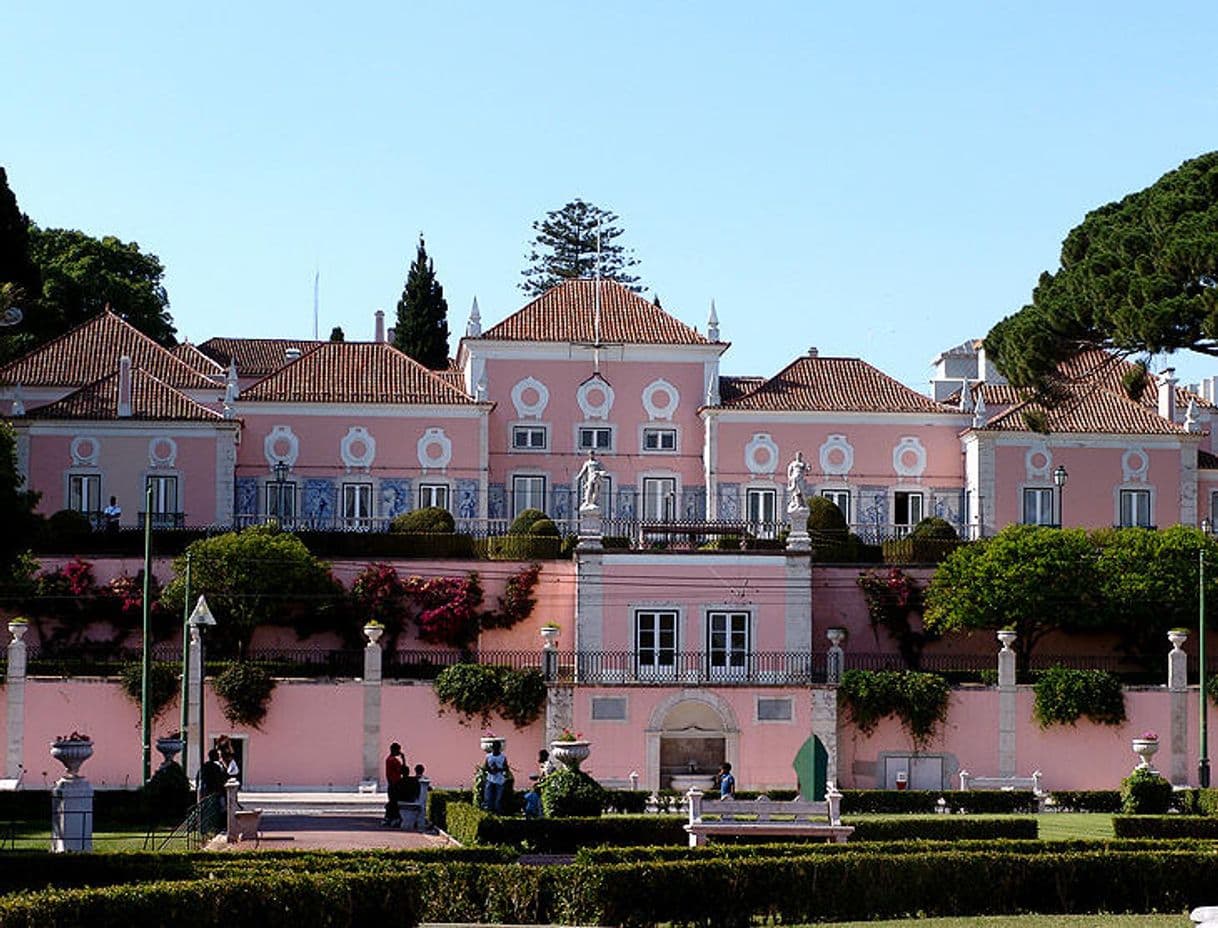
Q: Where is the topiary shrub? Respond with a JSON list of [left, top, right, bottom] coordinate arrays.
[[540, 767, 606, 818], [807, 497, 848, 534], [212, 661, 277, 728], [46, 508, 93, 540], [909, 517, 958, 540], [1120, 767, 1173, 814], [528, 517, 559, 537], [139, 761, 193, 823], [508, 508, 548, 535], [391, 507, 456, 534]]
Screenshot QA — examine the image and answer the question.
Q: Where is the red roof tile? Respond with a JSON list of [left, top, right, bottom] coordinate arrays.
[[171, 342, 226, 377], [198, 338, 323, 378], [719, 356, 952, 414], [239, 341, 477, 405], [978, 386, 1190, 435], [24, 368, 224, 422], [718, 375, 766, 404], [479, 280, 712, 345], [0, 311, 219, 390]]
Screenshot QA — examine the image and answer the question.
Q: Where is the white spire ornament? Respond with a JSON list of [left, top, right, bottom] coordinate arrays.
[[707, 300, 720, 341], [466, 297, 482, 338]]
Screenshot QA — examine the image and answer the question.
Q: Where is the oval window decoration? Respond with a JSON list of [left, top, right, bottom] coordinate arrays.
[[417, 427, 453, 470], [263, 425, 300, 468], [819, 434, 854, 476], [341, 426, 377, 471], [892, 436, 927, 478], [148, 437, 178, 468], [745, 433, 779, 475], [511, 377, 550, 420], [1025, 442, 1051, 479], [70, 436, 100, 467], [1122, 448, 1149, 482], [642, 378, 679, 421], [577, 375, 615, 420]]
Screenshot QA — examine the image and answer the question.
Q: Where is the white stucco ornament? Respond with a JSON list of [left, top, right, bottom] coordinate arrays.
[[577, 375, 615, 420], [70, 436, 100, 467], [511, 377, 550, 419], [819, 434, 854, 476], [1122, 448, 1149, 482], [417, 427, 453, 470], [1024, 442, 1051, 479], [745, 433, 779, 475], [148, 437, 178, 468], [340, 426, 377, 471], [263, 425, 300, 468], [892, 436, 927, 478], [642, 379, 679, 421]]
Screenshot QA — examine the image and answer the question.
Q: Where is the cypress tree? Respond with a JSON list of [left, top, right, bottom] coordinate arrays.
[[0, 167, 40, 299], [393, 235, 450, 369]]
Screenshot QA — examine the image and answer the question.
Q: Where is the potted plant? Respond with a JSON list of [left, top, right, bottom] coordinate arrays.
[[50, 731, 93, 778], [1131, 730, 1160, 770], [363, 620, 384, 645], [550, 728, 591, 770], [7, 616, 29, 641], [540, 622, 561, 648], [155, 730, 185, 767]]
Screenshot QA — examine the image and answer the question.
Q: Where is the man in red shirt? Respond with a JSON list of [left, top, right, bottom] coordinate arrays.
[[382, 742, 405, 827]]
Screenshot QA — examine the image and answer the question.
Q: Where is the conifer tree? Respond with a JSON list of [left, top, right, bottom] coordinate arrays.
[[0, 168, 40, 300], [520, 199, 642, 297], [392, 235, 450, 369]]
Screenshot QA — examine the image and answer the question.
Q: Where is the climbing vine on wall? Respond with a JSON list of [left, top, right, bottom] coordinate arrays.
[[838, 669, 951, 749], [433, 663, 546, 728], [857, 568, 937, 669]]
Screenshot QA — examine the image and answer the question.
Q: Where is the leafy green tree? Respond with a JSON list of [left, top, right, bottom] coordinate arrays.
[[986, 152, 1218, 392], [160, 525, 342, 657], [0, 421, 40, 583], [392, 235, 450, 370], [520, 199, 642, 297], [29, 227, 176, 347], [923, 525, 1103, 670], [0, 168, 42, 361]]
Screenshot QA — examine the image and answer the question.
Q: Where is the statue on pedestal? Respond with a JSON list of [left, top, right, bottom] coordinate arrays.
[[786, 451, 809, 513], [577, 452, 606, 512]]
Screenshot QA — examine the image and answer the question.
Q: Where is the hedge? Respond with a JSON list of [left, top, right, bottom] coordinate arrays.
[[484, 535, 564, 560], [6, 850, 1218, 926], [849, 816, 1037, 841], [445, 801, 686, 851], [0, 788, 197, 826], [881, 537, 964, 564], [839, 788, 1038, 814], [1113, 815, 1218, 838], [1048, 790, 1123, 813]]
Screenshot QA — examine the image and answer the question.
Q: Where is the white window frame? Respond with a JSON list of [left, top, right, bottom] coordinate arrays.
[[576, 424, 614, 453], [892, 490, 924, 537], [266, 479, 297, 522], [706, 609, 751, 681], [418, 482, 451, 511], [1022, 487, 1055, 526], [745, 486, 778, 539], [68, 472, 102, 517], [820, 488, 852, 524], [641, 475, 678, 521], [342, 482, 375, 528], [641, 426, 678, 453], [1119, 488, 1153, 528], [511, 423, 549, 452], [512, 474, 547, 517], [635, 608, 679, 680], [145, 474, 180, 528]]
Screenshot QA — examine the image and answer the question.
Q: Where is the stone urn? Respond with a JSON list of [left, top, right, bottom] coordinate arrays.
[[480, 736, 505, 753], [1131, 737, 1160, 770], [1168, 628, 1189, 651], [550, 739, 591, 770], [155, 735, 184, 768], [997, 629, 1017, 651], [363, 622, 384, 646], [540, 625, 561, 649], [50, 739, 94, 779]]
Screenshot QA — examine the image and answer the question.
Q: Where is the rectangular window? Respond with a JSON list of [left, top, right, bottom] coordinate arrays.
[[266, 481, 297, 521], [746, 488, 777, 539], [342, 483, 373, 527], [757, 697, 793, 722], [642, 477, 677, 521], [591, 697, 628, 721], [69, 474, 101, 517], [636, 610, 678, 679], [145, 475, 179, 529], [512, 475, 547, 516], [642, 427, 677, 452], [418, 483, 450, 511], [707, 610, 750, 680], [512, 425, 547, 451], [1120, 489, 1152, 528], [578, 427, 613, 451], [1022, 488, 1054, 525], [821, 489, 851, 524], [893, 491, 924, 536]]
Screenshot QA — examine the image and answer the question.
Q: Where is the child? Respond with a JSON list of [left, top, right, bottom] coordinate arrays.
[[717, 762, 736, 799]]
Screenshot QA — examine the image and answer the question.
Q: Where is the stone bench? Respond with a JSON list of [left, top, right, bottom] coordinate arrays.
[[958, 769, 1043, 794], [684, 788, 854, 847]]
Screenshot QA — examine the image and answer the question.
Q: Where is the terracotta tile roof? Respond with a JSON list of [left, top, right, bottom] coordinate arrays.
[[436, 369, 469, 395], [23, 367, 224, 422], [479, 280, 713, 345], [718, 375, 766, 404], [0, 311, 219, 390], [719, 356, 952, 414], [942, 383, 1024, 408], [1057, 347, 1215, 411], [239, 341, 477, 405], [171, 342, 226, 377], [1200, 450, 1218, 470], [978, 387, 1190, 435], [198, 337, 323, 378]]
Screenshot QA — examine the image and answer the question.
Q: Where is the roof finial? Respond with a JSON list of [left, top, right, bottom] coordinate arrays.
[[466, 297, 482, 337], [12, 383, 24, 417], [1185, 396, 1200, 432], [972, 390, 987, 429], [958, 379, 973, 413], [707, 300, 720, 341]]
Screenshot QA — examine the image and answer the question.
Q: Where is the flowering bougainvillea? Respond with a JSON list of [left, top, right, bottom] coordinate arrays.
[[857, 567, 936, 669], [404, 573, 485, 646], [482, 563, 542, 630]]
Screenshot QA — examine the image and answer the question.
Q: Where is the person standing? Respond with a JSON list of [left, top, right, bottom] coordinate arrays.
[[483, 740, 509, 813], [382, 742, 405, 827], [103, 496, 121, 532]]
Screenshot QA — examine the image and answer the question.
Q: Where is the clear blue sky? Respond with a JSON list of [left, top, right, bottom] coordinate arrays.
[[4, 2, 1218, 392]]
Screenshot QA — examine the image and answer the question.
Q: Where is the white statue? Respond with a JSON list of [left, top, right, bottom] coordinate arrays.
[[577, 452, 606, 511], [786, 451, 809, 513]]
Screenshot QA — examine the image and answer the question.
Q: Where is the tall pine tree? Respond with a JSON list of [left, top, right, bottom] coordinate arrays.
[[0, 168, 42, 359], [393, 235, 450, 369], [520, 199, 642, 297]]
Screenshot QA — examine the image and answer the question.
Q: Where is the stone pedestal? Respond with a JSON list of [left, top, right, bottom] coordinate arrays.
[[825, 628, 845, 684], [362, 623, 384, 789], [1168, 629, 1189, 785], [6, 621, 28, 781], [578, 504, 603, 551], [50, 739, 94, 853], [997, 630, 1017, 779], [786, 504, 811, 552]]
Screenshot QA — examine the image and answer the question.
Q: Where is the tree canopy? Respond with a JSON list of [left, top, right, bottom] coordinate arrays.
[[520, 199, 642, 297], [0, 421, 40, 583], [392, 235, 450, 370], [986, 152, 1218, 392]]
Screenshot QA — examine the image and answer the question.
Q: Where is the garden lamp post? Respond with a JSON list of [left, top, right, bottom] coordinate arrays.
[[141, 482, 154, 783], [1053, 465, 1068, 527], [1202, 519, 1211, 787], [272, 459, 290, 524], [187, 596, 216, 775]]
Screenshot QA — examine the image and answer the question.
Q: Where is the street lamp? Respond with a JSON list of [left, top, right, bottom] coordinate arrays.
[[1202, 521, 1211, 787], [187, 596, 217, 776], [271, 460, 289, 524], [1053, 465, 1068, 527]]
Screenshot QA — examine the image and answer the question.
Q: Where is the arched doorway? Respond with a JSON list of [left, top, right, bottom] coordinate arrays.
[[644, 691, 740, 791]]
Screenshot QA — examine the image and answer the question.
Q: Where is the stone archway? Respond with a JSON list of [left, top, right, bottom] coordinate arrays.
[[644, 690, 741, 791]]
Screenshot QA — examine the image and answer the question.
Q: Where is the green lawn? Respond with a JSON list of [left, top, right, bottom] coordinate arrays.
[[812, 917, 1183, 928], [847, 812, 1116, 841], [1, 823, 195, 851]]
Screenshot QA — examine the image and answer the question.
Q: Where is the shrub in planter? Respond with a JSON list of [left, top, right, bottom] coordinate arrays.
[[1120, 767, 1173, 814], [540, 767, 606, 818], [391, 506, 456, 534], [212, 661, 276, 728]]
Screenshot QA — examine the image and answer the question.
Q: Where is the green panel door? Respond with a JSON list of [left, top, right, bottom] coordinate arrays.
[[792, 736, 829, 801]]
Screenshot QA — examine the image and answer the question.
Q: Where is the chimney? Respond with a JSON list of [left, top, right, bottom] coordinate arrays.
[[117, 356, 133, 418], [807, 347, 819, 358], [1158, 368, 1177, 422], [285, 347, 302, 363], [374, 309, 385, 343]]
